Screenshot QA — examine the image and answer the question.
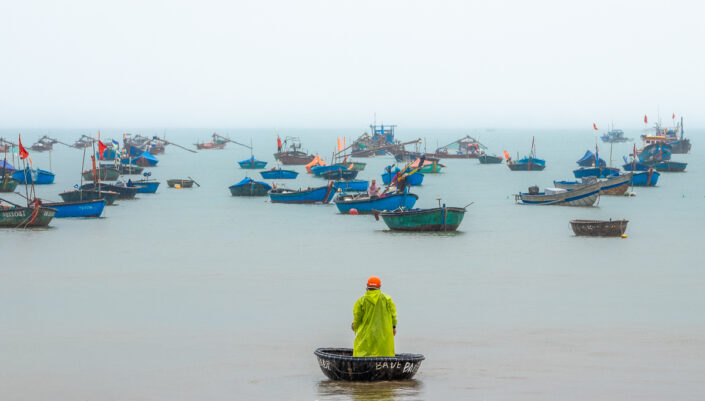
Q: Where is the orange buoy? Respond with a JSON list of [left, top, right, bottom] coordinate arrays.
[[349, 208, 358, 215]]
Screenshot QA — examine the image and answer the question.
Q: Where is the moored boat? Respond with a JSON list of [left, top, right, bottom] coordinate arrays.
[[376, 205, 466, 232], [167, 179, 194, 188], [101, 163, 144, 175], [630, 170, 660, 186], [314, 348, 424, 381], [652, 161, 687, 172], [238, 156, 267, 169], [81, 183, 138, 199], [554, 173, 632, 196], [333, 180, 368, 192], [334, 192, 418, 214], [122, 151, 159, 167], [269, 183, 335, 204], [42, 199, 106, 218], [478, 154, 503, 164], [409, 158, 444, 173], [82, 167, 120, 181], [59, 189, 118, 205], [333, 161, 366, 171], [429, 135, 485, 159], [516, 181, 601, 206], [506, 137, 545, 171], [131, 180, 160, 193], [321, 169, 358, 180], [274, 137, 315, 165], [573, 166, 620, 179], [229, 177, 272, 196], [570, 219, 629, 237], [12, 168, 55, 184], [381, 168, 424, 186], [260, 169, 299, 180], [0, 177, 19, 192], [0, 204, 56, 227]]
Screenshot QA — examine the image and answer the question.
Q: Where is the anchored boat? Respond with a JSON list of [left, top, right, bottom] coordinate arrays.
[[260, 169, 298, 180], [506, 137, 545, 171], [238, 156, 267, 169], [167, 179, 194, 188], [314, 348, 424, 381], [42, 199, 106, 218], [570, 219, 629, 237], [269, 183, 335, 204], [334, 192, 418, 214], [554, 173, 632, 196], [376, 205, 467, 232], [229, 177, 271, 196], [12, 168, 55, 184], [516, 181, 601, 206], [333, 180, 368, 192]]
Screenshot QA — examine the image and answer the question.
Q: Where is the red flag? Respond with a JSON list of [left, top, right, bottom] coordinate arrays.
[[672, 113, 675, 119], [593, 123, 598, 131], [98, 140, 107, 160], [337, 137, 343, 152], [276, 136, 282, 150], [644, 115, 648, 124], [18, 135, 29, 160]]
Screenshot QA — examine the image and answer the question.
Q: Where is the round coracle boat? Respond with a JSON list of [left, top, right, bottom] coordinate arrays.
[[314, 348, 424, 381]]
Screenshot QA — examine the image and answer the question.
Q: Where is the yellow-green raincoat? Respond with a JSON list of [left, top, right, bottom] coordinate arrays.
[[352, 289, 397, 357]]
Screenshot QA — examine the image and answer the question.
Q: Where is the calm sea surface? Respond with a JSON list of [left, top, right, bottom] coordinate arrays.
[[1, 128, 703, 400]]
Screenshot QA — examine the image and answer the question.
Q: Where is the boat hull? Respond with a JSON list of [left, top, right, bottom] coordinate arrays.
[[260, 169, 299, 179], [167, 179, 194, 188], [12, 168, 55, 184], [652, 161, 687, 172], [333, 180, 368, 192], [321, 169, 359, 180], [101, 163, 144, 175], [478, 155, 503, 164], [59, 190, 118, 205], [269, 184, 335, 204], [238, 160, 268, 169], [381, 171, 424, 186], [507, 161, 545, 171], [81, 183, 138, 199], [43, 199, 106, 218], [630, 170, 660, 186], [335, 193, 418, 214], [333, 162, 366, 171], [0, 206, 56, 227], [518, 182, 601, 206], [314, 348, 424, 381], [570, 219, 629, 237], [229, 179, 271, 196], [554, 173, 632, 196], [82, 167, 120, 181], [573, 167, 620, 179], [274, 152, 315, 165], [0, 178, 19, 192], [379, 206, 466, 231], [132, 181, 160, 193]]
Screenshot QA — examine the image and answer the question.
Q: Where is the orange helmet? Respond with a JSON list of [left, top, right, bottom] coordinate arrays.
[[367, 276, 381, 288]]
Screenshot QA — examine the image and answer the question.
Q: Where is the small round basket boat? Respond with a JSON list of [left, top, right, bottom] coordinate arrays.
[[314, 348, 424, 381], [570, 219, 629, 237]]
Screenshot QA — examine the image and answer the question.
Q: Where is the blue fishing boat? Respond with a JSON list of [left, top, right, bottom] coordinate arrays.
[[269, 183, 335, 204], [573, 166, 620, 179], [42, 199, 106, 218], [381, 167, 424, 186], [311, 165, 345, 176], [11, 168, 55, 184], [630, 170, 660, 186], [238, 157, 267, 169], [576, 150, 606, 167], [652, 161, 687, 172], [260, 169, 298, 179], [131, 180, 160, 193], [638, 142, 672, 163], [600, 129, 629, 143], [622, 160, 650, 171], [122, 151, 159, 167], [334, 192, 418, 214], [507, 137, 546, 171], [333, 180, 368, 192], [229, 177, 272, 196]]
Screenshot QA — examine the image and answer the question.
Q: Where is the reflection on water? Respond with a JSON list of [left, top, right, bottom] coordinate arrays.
[[378, 230, 465, 237], [317, 379, 423, 401]]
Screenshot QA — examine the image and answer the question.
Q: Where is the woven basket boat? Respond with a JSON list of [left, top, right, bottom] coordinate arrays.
[[570, 219, 628, 237], [314, 348, 424, 381]]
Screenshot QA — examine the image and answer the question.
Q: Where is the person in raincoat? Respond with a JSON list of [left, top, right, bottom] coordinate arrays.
[[351, 276, 397, 357]]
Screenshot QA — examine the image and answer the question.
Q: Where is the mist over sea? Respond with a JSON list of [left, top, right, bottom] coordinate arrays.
[[1, 127, 703, 400]]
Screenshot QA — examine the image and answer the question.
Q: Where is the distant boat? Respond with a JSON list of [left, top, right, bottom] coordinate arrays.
[[333, 180, 368, 192], [229, 177, 271, 196], [640, 116, 691, 154], [478, 154, 503, 164], [260, 169, 299, 179], [321, 169, 358, 180], [554, 173, 632, 196], [576, 150, 606, 167], [81, 183, 139, 199], [195, 133, 228, 150], [573, 166, 620, 179], [600, 129, 629, 143], [506, 137, 546, 171], [630, 170, 660, 186], [42, 199, 106, 218], [516, 181, 601, 206], [101, 163, 144, 175], [376, 205, 467, 232], [429, 135, 485, 159], [131, 179, 160, 193], [311, 165, 345, 176], [12, 168, 55, 184], [59, 189, 118, 205], [334, 192, 418, 214], [238, 156, 267, 169], [274, 137, 315, 165], [82, 167, 120, 181], [381, 167, 424, 186], [167, 179, 194, 188], [651, 161, 687, 172], [122, 151, 159, 167], [269, 183, 336, 204]]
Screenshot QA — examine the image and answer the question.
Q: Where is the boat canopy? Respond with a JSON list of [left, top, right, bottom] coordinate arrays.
[[137, 151, 159, 164], [231, 177, 271, 189], [576, 150, 605, 167], [0, 160, 14, 171]]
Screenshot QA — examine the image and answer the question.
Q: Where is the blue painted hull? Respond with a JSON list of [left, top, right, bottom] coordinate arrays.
[[622, 162, 650, 172], [238, 158, 267, 169], [333, 180, 369, 192], [43, 199, 106, 218], [630, 171, 660, 186], [311, 165, 344, 176], [335, 193, 418, 214], [269, 185, 335, 204], [260, 169, 299, 179], [573, 167, 620, 178], [133, 181, 160, 193], [381, 171, 424, 186], [11, 168, 55, 184]]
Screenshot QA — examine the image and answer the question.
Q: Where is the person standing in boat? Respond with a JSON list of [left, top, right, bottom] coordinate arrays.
[[367, 179, 380, 198], [351, 276, 397, 357]]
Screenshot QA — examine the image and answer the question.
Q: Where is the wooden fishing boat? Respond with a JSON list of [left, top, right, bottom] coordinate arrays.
[[238, 156, 267, 169], [429, 135, 485, 159], [570, 219, 628, 237], [130, 179, 160, 193], [0, 177, 19, 192], [29, 136, 56, 152], [333, 180, 368, 192], [81, 183, 138, 199], [554, 173, 632, 196], [167, 179, 194, 188], [600, 129, 630, 143], [59, 189, 118, 205], [42, 199, 106, 218], [376, 205, 466, 232], [269, 183, 335, 204], [640, 116, 691, 154], [72, 135, 95, 149], [652, 161, 687, 172], [311, 165, 344, 176], [83, 167, 120, 181], [630, 170, 660, 186], [381, 168, 424, 186], [333, 162, 366, 171], [101, 163, 144, 175], [314, 348, 424, 381], [0, 205, 56, 227], [350, 123, 398, 157], [274, 137, 315, 165], [122, 151, 159, 167], [576, 150, 606, 167], [195, 141, 227, 150], [334, 192, 418, 214], [229, 177, 272, 196], [260, 169, 299, 179], [573, 166, 620, 179], [516, 181, 601, 206], [478, 154, 503, 164], [507, 137, 545, 171], [12, 168, 55, 184], [321, 169, 358, 180]]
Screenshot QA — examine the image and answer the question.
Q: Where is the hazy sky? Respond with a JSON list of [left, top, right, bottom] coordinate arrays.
[[1, 0, 703, 129]]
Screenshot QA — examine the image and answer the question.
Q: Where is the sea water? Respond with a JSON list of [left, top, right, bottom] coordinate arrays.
[[1, 128, 703, 400]]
